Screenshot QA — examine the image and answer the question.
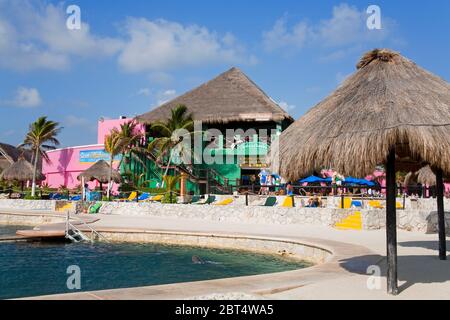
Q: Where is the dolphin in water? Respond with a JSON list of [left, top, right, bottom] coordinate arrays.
[[192, 255, 205, 264]]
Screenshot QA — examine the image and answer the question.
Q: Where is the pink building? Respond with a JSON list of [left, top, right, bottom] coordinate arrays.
[[42, 117, 144, 190]]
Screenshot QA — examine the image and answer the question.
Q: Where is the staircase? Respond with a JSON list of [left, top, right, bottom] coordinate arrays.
[[64, 212, 109, 243], [335, 211, 363, 230], [66, 228, 90, 243]]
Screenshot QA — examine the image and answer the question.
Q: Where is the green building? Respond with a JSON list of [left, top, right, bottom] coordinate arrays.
[[133, 67, 293, 194]]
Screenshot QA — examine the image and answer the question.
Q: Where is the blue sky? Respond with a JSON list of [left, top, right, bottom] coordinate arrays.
[[0, 0, 449, 147]]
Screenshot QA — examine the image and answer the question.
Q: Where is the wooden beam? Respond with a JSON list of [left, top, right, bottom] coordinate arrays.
[[436, 168, 447, 260], [386, 148, 399, 295]]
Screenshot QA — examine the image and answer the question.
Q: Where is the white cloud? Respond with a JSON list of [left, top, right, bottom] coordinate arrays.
[[136, 88, 151, 97], [263, 17, 311, 52], [0, 1, 254, 73], [6, 87, 42, 108], [263, 4, 394, 53], [277, 100, 296, 112], [0, 0, 122, 71], [118, 18, 253, 72]]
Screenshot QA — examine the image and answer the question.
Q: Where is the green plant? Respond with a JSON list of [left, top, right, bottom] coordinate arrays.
[[117, 120, 147, 173], [104, 128, 124, 199], [20, 116, 62, 197], [24, 192, 41, 200], [161, 175, 180, 204], [148, 105, 194, 187]]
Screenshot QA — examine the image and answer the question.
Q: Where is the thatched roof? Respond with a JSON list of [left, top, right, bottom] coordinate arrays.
[[0, 157, 45, 182], [77, 160, 121, 184], [137, 67, 293, 124], [0, 143, 37, 174], [404, 165, 436, 187], [271, 49, 450, 180], [0, 143, 21, 163]]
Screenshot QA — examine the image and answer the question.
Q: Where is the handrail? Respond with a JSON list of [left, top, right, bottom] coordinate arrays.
[[66, 211, 109, 243]]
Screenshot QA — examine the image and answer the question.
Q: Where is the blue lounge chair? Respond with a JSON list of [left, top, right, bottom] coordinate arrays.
[[138, 193, 150, 201], [351, 200, 362, 208]]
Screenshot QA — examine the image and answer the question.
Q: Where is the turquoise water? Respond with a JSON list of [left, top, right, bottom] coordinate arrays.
[[0, 225, 311, 299]]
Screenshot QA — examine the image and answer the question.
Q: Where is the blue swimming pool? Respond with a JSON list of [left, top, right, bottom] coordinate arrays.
[[0, 225, 311, 299]]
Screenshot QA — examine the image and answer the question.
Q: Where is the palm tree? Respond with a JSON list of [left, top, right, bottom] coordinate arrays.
[[162, 175, 180, 203], [148, 105, 194, 187], [104, 128, 124, 199], [20, 117, 61, 197], [117, 120, 146, 178]]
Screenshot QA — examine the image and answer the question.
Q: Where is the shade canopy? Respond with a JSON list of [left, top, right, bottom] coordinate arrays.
[[270, 49, 450, 180], [299, 176, 331, 184], [0, 157, 44, 182], [77, 160, 121, 184], [344, 177, 376, 187], [404, 165, 437, 187]]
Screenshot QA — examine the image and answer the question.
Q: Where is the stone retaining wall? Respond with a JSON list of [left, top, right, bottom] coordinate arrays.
[[362, 209, 450, 234], [99, 231, 332, 264], [0, 199, 56, 211], [0, 198, 449, 234], [98, 201, 353, 227]]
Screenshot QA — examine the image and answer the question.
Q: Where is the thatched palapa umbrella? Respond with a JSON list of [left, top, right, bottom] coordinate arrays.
[[0, 157, 45, 190], [404, 165, 437, 188], [77, 160, 121, 190], [270, 49, 450, 295]]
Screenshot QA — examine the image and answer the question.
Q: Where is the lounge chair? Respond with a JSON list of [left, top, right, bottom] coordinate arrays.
[[368, 200, 383, 209], [149, 194, 164, 202], [190, 195, 201, 204], [339, 197, 352, 209], [195, 195, 216, 205], [351, 200, 362, 208], [214, 198, 233, 206], [281, 196, 294, 207], [137, 193, 150, 201], [117, 191, 137, 202], [49, 193, 62, 200], [261, 196, 277, 207], [70, 195, 81, 201], [88, 202, 102, 214]]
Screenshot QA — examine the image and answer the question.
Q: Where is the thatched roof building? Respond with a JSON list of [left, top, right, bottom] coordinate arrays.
[[137, 67, 293, 124], [0, 142, 38, 175], [0, 157, 45, 182], [404, 165, 436, 187], [77, 160, 121, 184], [271, 49, 450, 180]]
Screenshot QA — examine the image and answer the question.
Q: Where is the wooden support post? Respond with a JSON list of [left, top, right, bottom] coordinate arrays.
[[291, 195, 295, 208], [386, 148, 398, 295], [341, 194, 345, 209], [436, 168, 447, 260], [245, 193, 249, 206], [403, 193, 406, 210]]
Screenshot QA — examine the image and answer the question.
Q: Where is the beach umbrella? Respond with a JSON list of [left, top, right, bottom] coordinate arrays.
[[344, 177, 375, 187], [299, 175, 326, 184], [404, 165, 437, 187], [0, 157, 45, 190], [269, 49, 450, 295], [77, 160, 121, 184]]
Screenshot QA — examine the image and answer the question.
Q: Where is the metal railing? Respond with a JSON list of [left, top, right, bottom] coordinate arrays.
[[65, 211, 109, 243]]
